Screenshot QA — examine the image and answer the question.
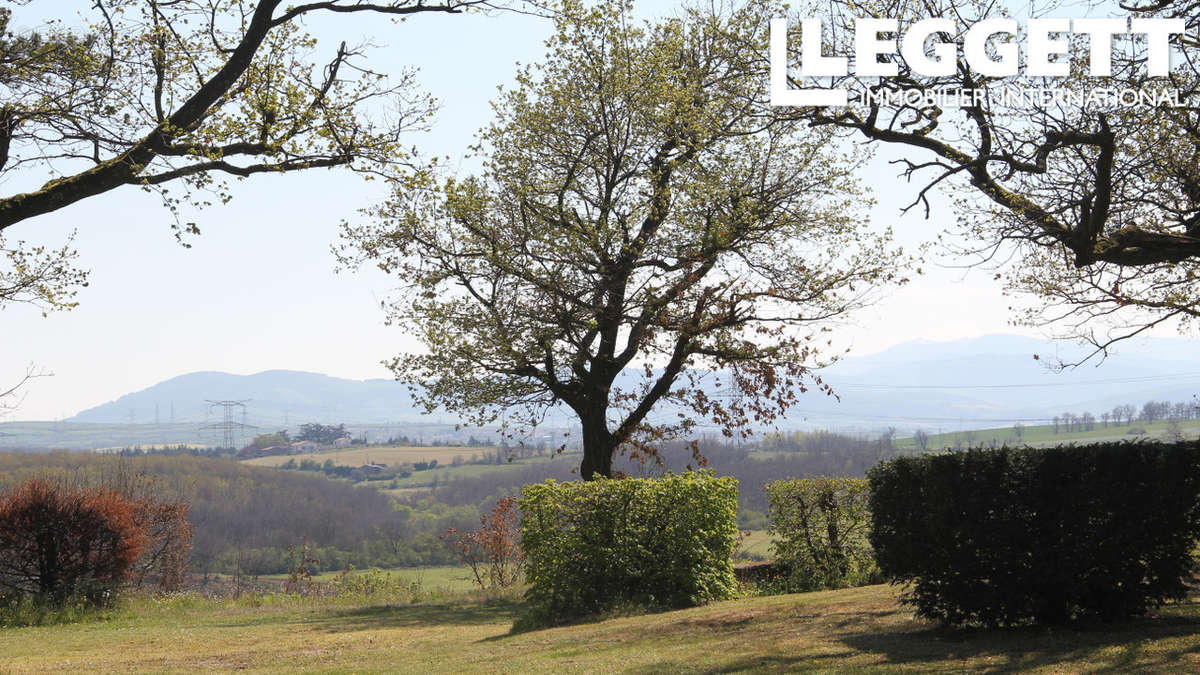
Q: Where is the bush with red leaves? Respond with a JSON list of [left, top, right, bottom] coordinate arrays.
[[0, 479, 148, 606], [442, 496, 524, 590]]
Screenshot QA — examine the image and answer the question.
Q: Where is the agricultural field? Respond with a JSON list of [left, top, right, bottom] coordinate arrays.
[[242, 445, 494, 468], [383, 453, 577, 491], [4, 583, 1200, 673], [0, 422, 213, 451], [896, 418, 1200, 452]]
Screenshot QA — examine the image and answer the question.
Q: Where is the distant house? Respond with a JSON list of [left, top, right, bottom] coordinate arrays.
[[290, 440, 321, 454], [333, 436, 352, 449]]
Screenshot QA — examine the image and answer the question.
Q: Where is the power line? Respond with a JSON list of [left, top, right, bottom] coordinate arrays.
[[785, 409, 1058, 424], [833, 372, 1200, 391]]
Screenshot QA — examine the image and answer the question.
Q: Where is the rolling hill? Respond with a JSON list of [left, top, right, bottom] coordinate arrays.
[[1, 333, 1196, 449]]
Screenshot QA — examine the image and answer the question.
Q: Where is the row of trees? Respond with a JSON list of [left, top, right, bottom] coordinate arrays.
[[1053, 399, 1197, 433]]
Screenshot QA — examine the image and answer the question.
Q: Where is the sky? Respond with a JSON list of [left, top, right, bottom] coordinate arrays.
[[1, 2, 1177, 422]]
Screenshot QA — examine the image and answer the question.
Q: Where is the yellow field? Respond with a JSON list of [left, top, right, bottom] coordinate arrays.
[[242, 445, 491, 468]]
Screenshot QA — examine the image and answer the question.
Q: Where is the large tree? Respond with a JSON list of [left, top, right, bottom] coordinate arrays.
[[0, 0, 512, 233], [0, 0, 505, 406], [779, 0, 1200, 361], [341, 0, 902, 479]]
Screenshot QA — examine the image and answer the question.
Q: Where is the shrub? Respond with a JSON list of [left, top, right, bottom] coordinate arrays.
[[128, 495, 192, 592], [0, 479, 147, 606], [282, 539, 321, 595], [519, 471, 739, 625], [765, 477, 879, 592], [442, 496, 525, 590], [330, 567, 423, 602], [869, 441, 1200, 627]]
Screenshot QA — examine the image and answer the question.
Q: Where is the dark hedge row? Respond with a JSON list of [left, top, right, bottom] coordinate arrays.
[[869, 441, 1200, 626]]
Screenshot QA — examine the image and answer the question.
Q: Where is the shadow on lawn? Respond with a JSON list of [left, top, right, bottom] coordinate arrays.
[[840, 605, 1200, 673], [297, 599, 523, 633]]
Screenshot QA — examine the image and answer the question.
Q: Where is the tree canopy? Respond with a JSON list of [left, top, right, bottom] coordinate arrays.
[[0, 0, 506, 234], [0, 0, 507, 406], [0, 0, 518, 312], [342, 0, 903, 479], [780, 0, 1200, 361]]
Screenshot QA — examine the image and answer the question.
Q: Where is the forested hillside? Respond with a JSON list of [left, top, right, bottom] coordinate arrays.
[[398, 432, 900, 522], [0, 453, 477, 575]]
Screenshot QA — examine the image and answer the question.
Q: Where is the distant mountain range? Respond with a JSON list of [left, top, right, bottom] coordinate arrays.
[[68, 370, 431, 427], [0, 333, 1192, 450], [65, 334, 1199, 434], [808, 334, 1199, 432]]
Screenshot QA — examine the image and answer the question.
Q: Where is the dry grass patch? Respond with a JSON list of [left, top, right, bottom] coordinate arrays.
[[3, 585, 1200, 673], [243, 445, 487, 468]]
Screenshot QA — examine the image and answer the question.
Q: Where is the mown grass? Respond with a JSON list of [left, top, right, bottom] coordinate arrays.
[[4, 582, 1200, 673]]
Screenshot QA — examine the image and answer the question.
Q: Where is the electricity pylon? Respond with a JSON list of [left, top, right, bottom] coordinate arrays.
[[202, 399, 257, 449]]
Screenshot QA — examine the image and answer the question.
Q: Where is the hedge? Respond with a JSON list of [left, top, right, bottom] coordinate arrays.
[[519, 471, 739, 625], [765, 477, 879, 592], [869, 441, 1200, 626]]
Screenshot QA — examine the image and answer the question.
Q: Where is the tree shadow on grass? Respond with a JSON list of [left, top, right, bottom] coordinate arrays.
[[839, 607, 1200, 673], [488, 598, 747, 641], [625, 652, 860, 674]]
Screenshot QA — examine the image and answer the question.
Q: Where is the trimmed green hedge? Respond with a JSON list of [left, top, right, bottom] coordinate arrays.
[[519, 471, 739, 625], [766, 477, 879, 592], [869, 441, 1200, 627]]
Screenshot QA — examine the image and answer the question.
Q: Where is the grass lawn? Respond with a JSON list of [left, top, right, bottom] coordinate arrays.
[[4, 584, 1200, 673]]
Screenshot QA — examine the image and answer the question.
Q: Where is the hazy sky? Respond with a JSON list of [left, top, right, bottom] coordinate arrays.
[[2, 2, 1175, 422]]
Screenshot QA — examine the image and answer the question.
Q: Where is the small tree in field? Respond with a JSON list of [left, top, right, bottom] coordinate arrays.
[[128, 496, 193, 593], [0, 480, 147, 606], [341, 0, 902, 479], [442, 496, 524, 590]]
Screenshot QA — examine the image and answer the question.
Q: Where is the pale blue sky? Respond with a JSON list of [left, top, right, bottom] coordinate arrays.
[[3, 2, 1169, 422]]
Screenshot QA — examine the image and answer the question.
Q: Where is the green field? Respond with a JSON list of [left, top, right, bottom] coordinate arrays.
[[0, 422, 214, 451], [897, 418, 1200, 452], [736, 529, 775, 560], [255, 566, 482, 593], [383, 453, 576, 491], [4, 583, 1199, 673]]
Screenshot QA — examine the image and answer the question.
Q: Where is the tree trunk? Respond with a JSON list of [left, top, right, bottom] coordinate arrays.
[[579, 412, 615, 481]]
